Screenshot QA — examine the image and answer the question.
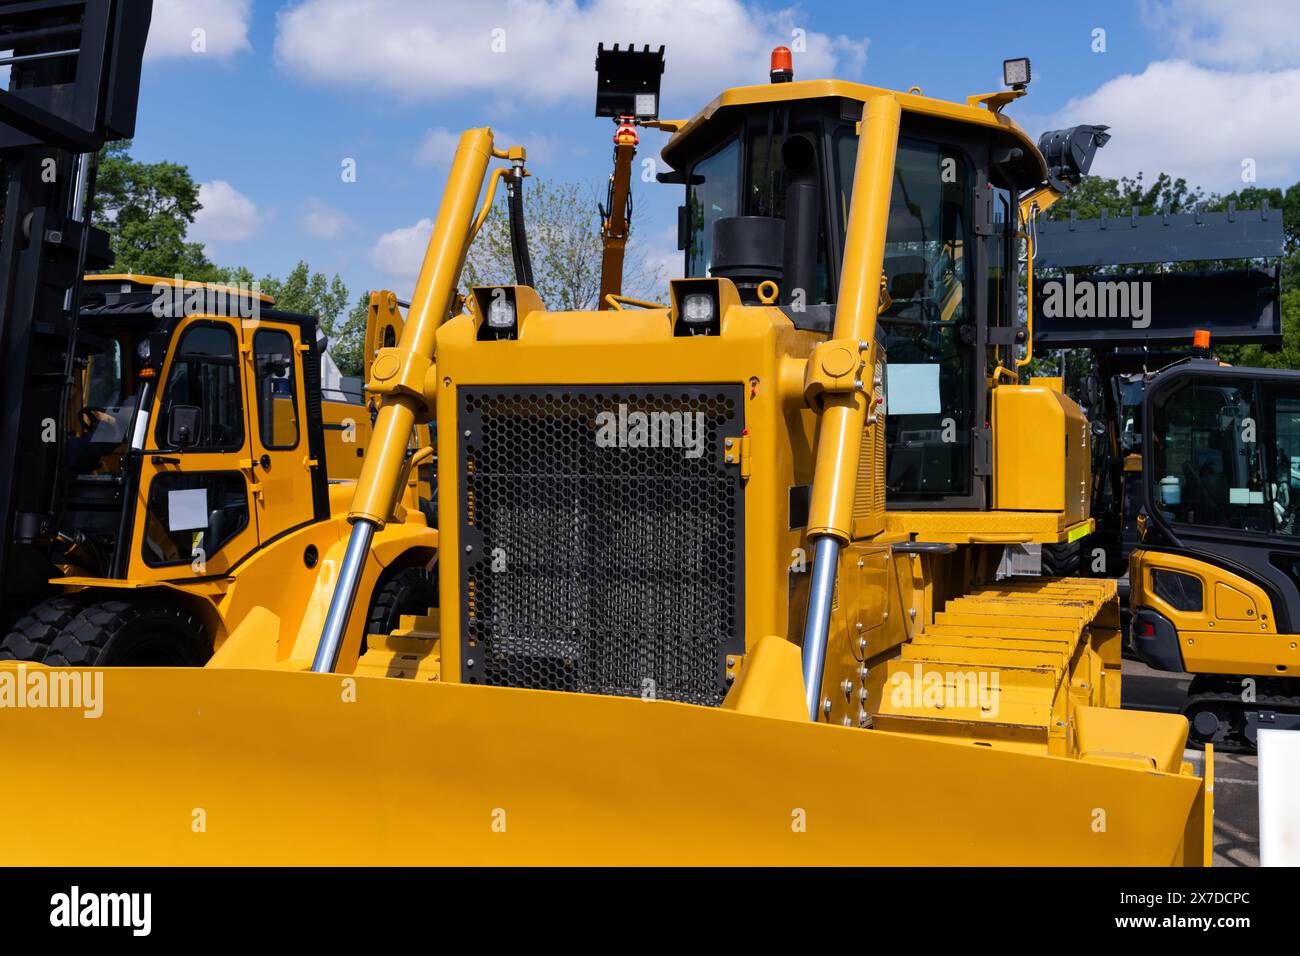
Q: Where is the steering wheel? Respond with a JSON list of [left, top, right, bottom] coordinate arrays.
[[78, 406, 110, 431]]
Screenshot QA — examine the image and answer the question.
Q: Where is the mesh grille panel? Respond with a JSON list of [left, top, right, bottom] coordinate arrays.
[[458, 385, 744, 705]]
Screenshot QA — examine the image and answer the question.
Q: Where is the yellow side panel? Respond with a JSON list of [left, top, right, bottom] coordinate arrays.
[[1130, 548, 1300, 676], [992, 383, 1088, 521], [321, 399, 369, 482], [1214, 582, 1259, 621]]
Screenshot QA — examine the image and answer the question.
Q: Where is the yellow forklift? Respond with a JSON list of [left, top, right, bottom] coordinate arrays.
[[2, 48, 1212, 866]]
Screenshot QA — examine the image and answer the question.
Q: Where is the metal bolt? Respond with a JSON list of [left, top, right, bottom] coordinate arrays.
[[466, 658, 475, 668], [857, 559, 864, 568], [726, 657, 735, 667], [463, 429, 471, 437], [823, 697, 832, 716], [465, 545, 473, 553], [858, 637, 867, 652], [855, 622, 864, 631], [725, 438, 734, 448], [859, 687, 869, 701], [842, 716, 853, 727], [882, 612, 889, 621], [842, 679, 853, 697], [909, 608, 917, 619]]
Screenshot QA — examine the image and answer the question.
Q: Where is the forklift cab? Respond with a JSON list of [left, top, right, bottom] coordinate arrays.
[[661, 86, 1044, 508], [54, 276, 328, 584]]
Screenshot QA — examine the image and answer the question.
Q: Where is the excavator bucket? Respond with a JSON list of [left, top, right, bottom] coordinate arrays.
[[0, 662, 1209, 865]]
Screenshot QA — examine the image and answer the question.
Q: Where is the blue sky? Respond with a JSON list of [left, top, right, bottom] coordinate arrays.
[[130, 0, 1300, 305]]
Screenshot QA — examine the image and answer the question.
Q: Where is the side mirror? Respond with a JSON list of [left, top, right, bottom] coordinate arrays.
[[167, 405, 202, 448]]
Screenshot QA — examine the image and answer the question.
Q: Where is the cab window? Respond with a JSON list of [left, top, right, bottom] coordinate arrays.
[[686, 137, 740, 278], [154, 323, 244, 451], [253, 329, 300, 449], [837, 134, 974, 500], [1149, 378, 1299, 536], [142, 471, 249, 568]]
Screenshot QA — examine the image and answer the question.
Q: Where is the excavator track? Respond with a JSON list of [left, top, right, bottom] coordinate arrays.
[[1182, 674, 1300, 753], [875, 577, 1123, 756]]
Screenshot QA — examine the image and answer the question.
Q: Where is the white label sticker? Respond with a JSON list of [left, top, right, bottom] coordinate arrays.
[[168, 487, 209, 531], [885, 364, 942, 416]]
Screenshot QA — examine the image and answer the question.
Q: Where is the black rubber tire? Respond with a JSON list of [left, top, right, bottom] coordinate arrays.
[[0, 595, 86, 663], [42, 599, 210, 667], [365, 563, 437, 638], [1040, 541, 1082, 577]]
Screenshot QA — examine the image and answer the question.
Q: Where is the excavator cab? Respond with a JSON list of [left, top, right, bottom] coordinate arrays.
[[1132, 355, 1300, 746]]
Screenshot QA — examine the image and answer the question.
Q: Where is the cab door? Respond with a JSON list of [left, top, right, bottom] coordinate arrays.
[[241, 319, 317, 544], [131, 317, 259, 579]]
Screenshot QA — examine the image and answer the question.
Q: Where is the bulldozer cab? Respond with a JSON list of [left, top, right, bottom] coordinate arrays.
[[663, 87, 1043, 508], [53, 276, 330, 583]]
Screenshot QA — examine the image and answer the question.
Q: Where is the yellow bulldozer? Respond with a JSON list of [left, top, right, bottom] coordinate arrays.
[[1, 49, 1212, 866]]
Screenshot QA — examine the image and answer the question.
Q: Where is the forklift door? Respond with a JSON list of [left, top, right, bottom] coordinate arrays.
[[131, 316, 258, 579]]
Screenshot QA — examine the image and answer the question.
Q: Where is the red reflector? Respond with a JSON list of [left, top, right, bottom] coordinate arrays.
[[1136, 621, 1155, 638]]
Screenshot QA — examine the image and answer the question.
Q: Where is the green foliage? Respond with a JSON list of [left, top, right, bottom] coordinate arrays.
[[1047, 171, 1209, 221], [93, 141, 225, 281]]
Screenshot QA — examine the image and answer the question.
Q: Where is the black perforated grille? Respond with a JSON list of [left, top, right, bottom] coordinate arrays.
[[458, 385, 745, 705]]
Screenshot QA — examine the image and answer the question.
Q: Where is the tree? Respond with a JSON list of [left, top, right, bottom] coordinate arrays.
[[93, 140, 224, 281], [332, 293, 369, 378], [1047, 170, 1209, 223], [223, 261, 365, 377], [462, 178, 663, 311]]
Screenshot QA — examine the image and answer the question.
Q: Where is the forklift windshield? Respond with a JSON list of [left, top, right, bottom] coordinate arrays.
[[73, 326, 148, 457]]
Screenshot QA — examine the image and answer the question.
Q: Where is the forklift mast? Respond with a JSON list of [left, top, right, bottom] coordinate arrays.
[[0, 0, 151, 623]]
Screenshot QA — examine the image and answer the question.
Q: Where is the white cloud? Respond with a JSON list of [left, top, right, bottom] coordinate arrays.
[[192, 180, 261, 244], [369, 218, 434, 279], [1141, 0, 1300, 70], [414, 128, 463, 167], [145, 0, 253, 61], [1037, 60, 1300, 192], [275, 0, 867, 106], [301, 199, 354, 240]]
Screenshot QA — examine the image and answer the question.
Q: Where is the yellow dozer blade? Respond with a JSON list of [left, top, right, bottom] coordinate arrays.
[[1, 665, 1208, 865]]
